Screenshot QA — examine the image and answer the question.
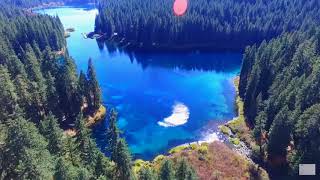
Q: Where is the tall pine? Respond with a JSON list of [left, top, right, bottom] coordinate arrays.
[[0, 65, 18, 121], [176, 158, 197, 180], [159, 159, 175, 180], [106, 109, 120, 162], [87, 58, 102, 112], [115, 138, 134, 180]]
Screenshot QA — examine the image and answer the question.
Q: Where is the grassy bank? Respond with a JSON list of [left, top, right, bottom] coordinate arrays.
[[219, 77, 256, 148]]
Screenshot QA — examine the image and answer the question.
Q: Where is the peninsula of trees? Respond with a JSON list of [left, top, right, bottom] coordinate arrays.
[[95, 0, 320, 51]]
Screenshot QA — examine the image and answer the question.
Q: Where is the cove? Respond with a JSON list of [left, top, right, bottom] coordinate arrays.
[[38, 5, 242, 160]]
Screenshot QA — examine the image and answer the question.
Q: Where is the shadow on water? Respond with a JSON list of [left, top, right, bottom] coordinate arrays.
[[97, 40, 243, 72]]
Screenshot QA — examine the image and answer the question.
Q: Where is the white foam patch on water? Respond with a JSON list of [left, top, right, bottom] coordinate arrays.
[[158, 102, 190, 127]]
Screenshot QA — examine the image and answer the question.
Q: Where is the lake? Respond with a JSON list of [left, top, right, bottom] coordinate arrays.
[[38, 6, 242, 160]]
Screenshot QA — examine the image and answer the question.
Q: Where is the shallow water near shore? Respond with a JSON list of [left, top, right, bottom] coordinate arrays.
[[38, 5, 242, 160]]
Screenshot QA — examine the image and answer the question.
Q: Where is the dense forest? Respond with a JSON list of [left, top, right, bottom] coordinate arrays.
[[95, 0, 320, 51], [0, 1, 198, 179], [2, 0, 320, 178], [239, 28, 320, 176]]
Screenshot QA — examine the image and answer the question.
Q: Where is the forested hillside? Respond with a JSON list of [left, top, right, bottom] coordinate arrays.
[[0, 2, 112, 179], [0, 2, 201, 179], [239, 28, 320, 176], [95, 0, 320, 51]]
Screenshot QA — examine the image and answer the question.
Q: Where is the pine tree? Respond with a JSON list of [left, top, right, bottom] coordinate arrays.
[[1, 117, 54, 179], [14, 72, 32, 113], [159, 159, 175, 180], [292, 104, 320, 174], [139, 166, 156, 180], [24, 43, 43, 83], [7, 55, 26, 77], [176, 158, 197, 180], [54, 157, 78, 180], [78, 70, 88, 106], [23, 44, 47, 121], [41, 46, 58, 77], [87, 58, 102, 112], [253, 111, 267, 161], [115, 138, 134, 180], [95, 152, 115, 179], [32, 40, 42, 59], [39, 113, 64, 155], [74, 112, 93, 164], [267, 106, 291, 158], [106, 109, 120, 162], [0, 65, 18, 121], [74, 112, 101, 169], [64, 135, 81, 166], [45, 72, 62, 119], [58, 57, 81, 121]]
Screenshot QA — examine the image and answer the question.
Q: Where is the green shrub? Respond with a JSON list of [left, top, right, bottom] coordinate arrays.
[[229, 137, 240, 146]]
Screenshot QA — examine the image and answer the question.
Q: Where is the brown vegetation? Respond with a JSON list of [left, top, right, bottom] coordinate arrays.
[[64, 105, 107, 136], [172, 142, 251, 179], [86, 105, 107, 127]]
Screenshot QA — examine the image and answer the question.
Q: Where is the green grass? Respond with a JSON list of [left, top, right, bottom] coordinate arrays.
[[229, 137, 240, 146], [169, 145, 188, 154], [219, 125, 231, 135], [197, 145, 209, 155]]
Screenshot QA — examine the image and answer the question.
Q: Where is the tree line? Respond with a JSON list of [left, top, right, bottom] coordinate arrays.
[[239, 28, 320, 177], [95, 0, 320, 51]]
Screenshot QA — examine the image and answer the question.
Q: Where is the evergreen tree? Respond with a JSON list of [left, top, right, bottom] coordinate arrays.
[[252, 111, 267, 161], [64, 135, 81, 166], [87, 58, 102, 112], [14, 72, 32, 113], [267, 106, 292, 158], [41, 46, 58, 77], [74, 112, 97, 166], [106, 109, 120, 162], [159, 159, 175, 180], [1, 117, 54, 179], [95, 152, 115, 179], [292, 104, 320, 174], [7, 55, 26, 77], [78, 70, 88, 106], [139, 166, 156, 180], [54, 157, 78, 180], [176, 158, 197, 180], [39, 113, 64, 155], [0, 65, 18, 121], [115, 138, 134, 180], [24, 44, 43, 83], [45, 72, 62, 119], [58, 57, 81, 121]]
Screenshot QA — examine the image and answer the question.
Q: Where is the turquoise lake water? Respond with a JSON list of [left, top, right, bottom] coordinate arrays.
[[38, 6, 242, 160]]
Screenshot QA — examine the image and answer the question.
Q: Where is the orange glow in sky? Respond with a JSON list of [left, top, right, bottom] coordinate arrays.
[[173, 0, 188, 16]]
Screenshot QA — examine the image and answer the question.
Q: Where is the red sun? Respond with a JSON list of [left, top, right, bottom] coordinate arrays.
[[173, 0, 188, 16]]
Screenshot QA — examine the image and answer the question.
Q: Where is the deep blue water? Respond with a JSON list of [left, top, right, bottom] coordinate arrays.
[[38, 6, 242, 160]]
